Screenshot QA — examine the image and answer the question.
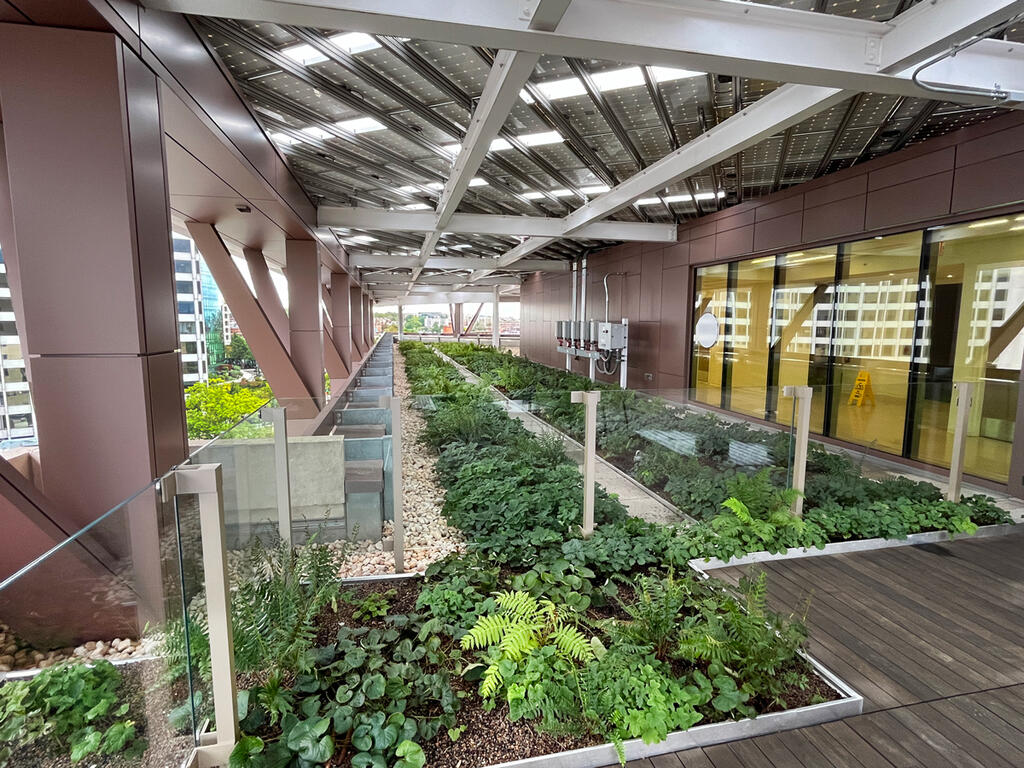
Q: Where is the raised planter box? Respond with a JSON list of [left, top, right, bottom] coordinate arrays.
[[343, 574, 863, 768], [431, 347, 690, 523], [483, 653, 861, 768], [690, 522, 1021, 572]]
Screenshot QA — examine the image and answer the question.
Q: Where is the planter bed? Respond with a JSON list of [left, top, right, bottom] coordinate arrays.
[[691, 522, 1024, 572], [314, 576, 861, 768], [434, 348, 690, 524], [1, 656, 197, 768], [431, 342, 1013, 562]]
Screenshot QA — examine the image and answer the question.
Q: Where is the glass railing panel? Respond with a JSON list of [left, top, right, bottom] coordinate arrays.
[[0, 471, 208, 765], [187, 404, 278, 550]]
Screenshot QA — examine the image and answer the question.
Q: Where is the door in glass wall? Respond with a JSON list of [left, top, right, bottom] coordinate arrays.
[[910, 215, 1024, 483], [769, 247, 837, 433], [829, 232, 923, 454], [691, 264, 729, 406], [726, 256, 776, 419]]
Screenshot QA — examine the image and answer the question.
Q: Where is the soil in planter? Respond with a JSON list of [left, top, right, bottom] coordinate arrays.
[[4, 659, 194, 768], [315, 577, 422, 643], [421, 677, 603, 768]]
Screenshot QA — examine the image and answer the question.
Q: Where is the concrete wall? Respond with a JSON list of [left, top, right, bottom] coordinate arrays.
[[194, 435, 347, 545]]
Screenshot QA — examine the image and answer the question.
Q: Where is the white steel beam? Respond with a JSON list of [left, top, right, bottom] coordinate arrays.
[[363, 273, 521, 286], [319, 207, 677, 241], [411, 0, 570, 280], [148, 0, 1024, 102], [348, 253, 569, 271], [480, 0, 1022, 275]]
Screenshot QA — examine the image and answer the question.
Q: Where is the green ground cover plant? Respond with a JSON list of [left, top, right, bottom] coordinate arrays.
[[433, 341, 1011, 556]]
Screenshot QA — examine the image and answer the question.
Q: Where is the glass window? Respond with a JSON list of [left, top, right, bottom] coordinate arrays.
[[829, 232, 922, 454], [6, 392, 31, 407], [691, 264, 729, 407], [179, 321, 196, 336], [174, 260, 192, 274], [910, 215, 1024, 483], [0, 322, 16, 336], [10, 413, 32, 430], [770, 247, 837, 433], [173, 238, 191, 254], [4, 366, 26, 384], [178, 301, 195, 316], [727, 256, 775, 419], [182, 341, 197, 355], [176, 280, 193, 295], [183, 361, 199, 375], [1, 343, 21, 360]]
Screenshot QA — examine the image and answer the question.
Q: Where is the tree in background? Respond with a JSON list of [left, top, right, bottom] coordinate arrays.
[[227, 334, 255, 366], [403, 314, 425, 333], [184, 379, 273, 439]]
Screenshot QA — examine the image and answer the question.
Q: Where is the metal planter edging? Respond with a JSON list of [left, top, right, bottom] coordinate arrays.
[[689, 522, 1021, 572], [481, 655, 862, 768]]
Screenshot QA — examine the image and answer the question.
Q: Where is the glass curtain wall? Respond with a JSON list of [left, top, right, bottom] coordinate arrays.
[[689, 213, 1024, 484]]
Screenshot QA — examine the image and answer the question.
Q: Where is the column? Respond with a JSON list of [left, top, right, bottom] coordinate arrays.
[[398, 305, 405, 340], [365, 294, 374, 348], [0, 26, 186, 645], [453, 303, 463, 340], [0, 25, 187, 525], [331, 272, 353, 370], [286, 239, 325, 408], [350, 283, 366, 359], [492, 287, 500, 348]]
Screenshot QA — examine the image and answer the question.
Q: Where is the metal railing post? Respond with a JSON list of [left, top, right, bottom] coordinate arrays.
[[174, 464, 238, 762], [783, 385, 812, 517], [389, 395, 405, 573], [947, 381, 974, 502], [571, 390, 600, 537], [263, 406, 292, 546]]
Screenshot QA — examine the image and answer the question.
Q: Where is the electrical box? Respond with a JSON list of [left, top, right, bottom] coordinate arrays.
[[597, 321, 626, 351]]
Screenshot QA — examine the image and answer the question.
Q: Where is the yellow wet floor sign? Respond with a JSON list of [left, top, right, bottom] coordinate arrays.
[[848, 370, 875, 406]]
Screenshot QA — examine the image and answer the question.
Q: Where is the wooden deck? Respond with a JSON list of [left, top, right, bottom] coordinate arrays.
[[605, 531, 1024, 768]]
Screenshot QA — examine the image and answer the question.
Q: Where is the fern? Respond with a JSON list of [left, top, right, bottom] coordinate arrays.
[[460, 591, 595, 709]]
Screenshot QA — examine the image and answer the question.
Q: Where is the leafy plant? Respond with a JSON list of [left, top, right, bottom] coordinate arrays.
[[460, 591, 594, 702], [0, 660, 145, 765], [352, 589, 397, 622]]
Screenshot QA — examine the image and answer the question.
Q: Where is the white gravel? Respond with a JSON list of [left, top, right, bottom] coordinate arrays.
[[332, 344, 464, 577]]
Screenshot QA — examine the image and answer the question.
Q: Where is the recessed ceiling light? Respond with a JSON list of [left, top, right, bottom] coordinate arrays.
[[336, 116, 385, 133], [522, 191, 545, 200], [281, 43, 327, 66], [426, 182, 444, 190], [491, 131, 564, 150], [968, 218, 1009, 228], [1011, 225, 1024, 232], [402, 203, 430, 210], [946, 274, 954, 278], [636, 197, 661, 206], [550, 189, 573, 197], [397, 185, 419, 193], [581, 184, 610, 194], [442, 143, 461, 154], [350, 235, 378, 243], [469, 178, 488, 187], [664, 194, 692, 203], [327, 32, 380, 54]]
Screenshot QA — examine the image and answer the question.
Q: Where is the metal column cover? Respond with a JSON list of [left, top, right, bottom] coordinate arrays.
[[330, 272, 354, 369], [286, 239, 325, 408], [350, 283, 366, 358]]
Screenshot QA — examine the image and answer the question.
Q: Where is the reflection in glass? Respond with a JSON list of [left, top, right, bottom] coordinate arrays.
[[910, 216, 1024, 482], [829, 232, 922, 454], [727, 256, 775, 419], [770, 247, 837, 433], [691, 264, 729, 406]]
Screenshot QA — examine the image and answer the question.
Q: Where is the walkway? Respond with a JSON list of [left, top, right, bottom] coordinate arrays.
[[605, 531, 1024, 767]]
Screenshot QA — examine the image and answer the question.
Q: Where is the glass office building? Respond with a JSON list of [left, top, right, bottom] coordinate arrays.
[[691, 213, 1024, 484]]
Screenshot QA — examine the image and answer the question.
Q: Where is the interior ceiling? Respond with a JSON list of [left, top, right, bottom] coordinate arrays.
[[192, 0, 1022, 300]]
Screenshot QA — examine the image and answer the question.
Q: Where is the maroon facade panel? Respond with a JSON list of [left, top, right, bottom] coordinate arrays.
[[522, 112, 1024, 397]]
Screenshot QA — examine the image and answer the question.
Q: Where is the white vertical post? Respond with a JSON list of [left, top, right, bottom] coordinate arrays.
[[264, 406, 292, 546], [492, 286, 500, 349], [782, 385, 812, 517], [398, 304, 405, 341], [176, 464, 238, 752], [947, 381, 974, 502], [619, 316, 629, 390], [571, 390, 600, 537], [389, 396, 405, 573]]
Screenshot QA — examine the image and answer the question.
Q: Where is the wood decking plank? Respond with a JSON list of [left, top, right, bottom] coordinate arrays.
[[671, 748, 715, 768]]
